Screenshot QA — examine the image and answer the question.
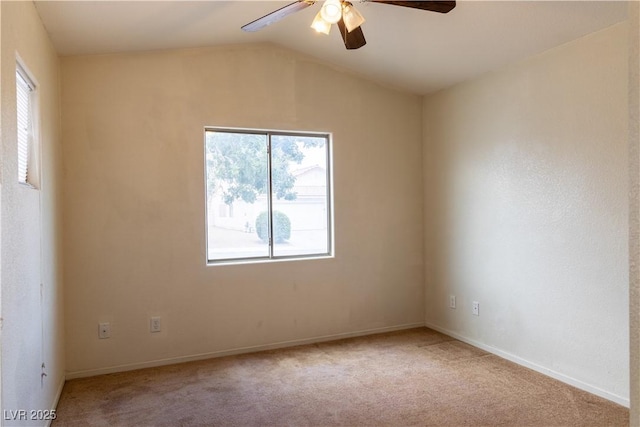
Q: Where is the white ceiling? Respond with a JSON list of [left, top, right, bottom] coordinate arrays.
[[34, 0, 628, 94]]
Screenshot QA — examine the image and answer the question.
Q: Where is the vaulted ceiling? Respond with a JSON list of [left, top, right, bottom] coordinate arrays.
[[34, 1, 628, 94]]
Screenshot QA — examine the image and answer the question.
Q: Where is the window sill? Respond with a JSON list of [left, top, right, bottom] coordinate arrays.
[[206, 254, 334, 267]]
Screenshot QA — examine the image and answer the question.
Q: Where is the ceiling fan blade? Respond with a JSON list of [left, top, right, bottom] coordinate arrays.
[[369, 1, 456, 14], [336, 18, 366, 50], [242, 1, 316, 32]]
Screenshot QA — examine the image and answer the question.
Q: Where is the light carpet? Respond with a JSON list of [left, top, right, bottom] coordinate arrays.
[[53, 328, 628, 426]]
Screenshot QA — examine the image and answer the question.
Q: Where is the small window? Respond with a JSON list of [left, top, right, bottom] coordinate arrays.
[[16, 63, 36, 186], [205, 128, 333, 263]]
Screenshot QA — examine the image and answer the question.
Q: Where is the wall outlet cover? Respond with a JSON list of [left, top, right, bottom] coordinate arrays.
[[98, 322, 111, 339], [472, 301, 480, 316], [150, 316, 161, 333]]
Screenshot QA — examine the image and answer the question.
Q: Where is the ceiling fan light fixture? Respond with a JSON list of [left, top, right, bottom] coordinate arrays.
[[311, 11, 332, 34], [241, 0, 456, 51], [320, 0, 343, 24], [342, 2, 365, 32]]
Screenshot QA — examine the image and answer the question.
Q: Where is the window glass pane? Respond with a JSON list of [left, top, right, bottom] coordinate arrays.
[[206, 131, 269, 261], [271, 135, 329, 257], [16, 69, 32, 184]]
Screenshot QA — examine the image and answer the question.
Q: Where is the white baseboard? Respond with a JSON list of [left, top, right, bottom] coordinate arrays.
[[424, 321, 630, 408], [46, 376, 65, 427], [66, 321, 629, 408], [65, 322, 425, 380]]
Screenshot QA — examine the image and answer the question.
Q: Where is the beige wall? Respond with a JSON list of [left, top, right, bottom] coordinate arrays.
[[1, 0, 64, 421], [629, 0, 640, 423], [423, 23, 629, 404], [61, 45, 424, 376]]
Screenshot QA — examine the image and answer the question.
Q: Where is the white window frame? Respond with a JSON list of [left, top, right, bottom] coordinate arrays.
[[16, 60, 39, 188], [204, 127, 334, 265]]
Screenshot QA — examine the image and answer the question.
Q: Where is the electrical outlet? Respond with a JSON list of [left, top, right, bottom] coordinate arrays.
[[472, 301, 480, 316], [150, 316, 161, 333], [98, 322, 111, 339], [449, 295, 456, 309]]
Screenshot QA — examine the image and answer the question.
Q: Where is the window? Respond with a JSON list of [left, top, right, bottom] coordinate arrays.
[[16, 63, 36, 186], [205, 128, 333, 263]]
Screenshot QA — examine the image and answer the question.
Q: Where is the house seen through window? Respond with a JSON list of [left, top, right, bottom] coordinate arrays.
[[205, 128, 332, 263]]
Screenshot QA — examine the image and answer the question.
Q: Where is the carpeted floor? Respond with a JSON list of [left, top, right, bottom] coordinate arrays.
[[53, 328, 628, 426]]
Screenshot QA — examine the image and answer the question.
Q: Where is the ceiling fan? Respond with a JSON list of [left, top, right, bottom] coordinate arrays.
[[241, 0, 456, 50]]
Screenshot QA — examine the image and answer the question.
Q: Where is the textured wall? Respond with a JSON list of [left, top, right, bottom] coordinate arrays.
[[629, 1, 640, 423], [61, 45, 424, 376], [1, 0, 64, 422], [424, 23, 629, 403]]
